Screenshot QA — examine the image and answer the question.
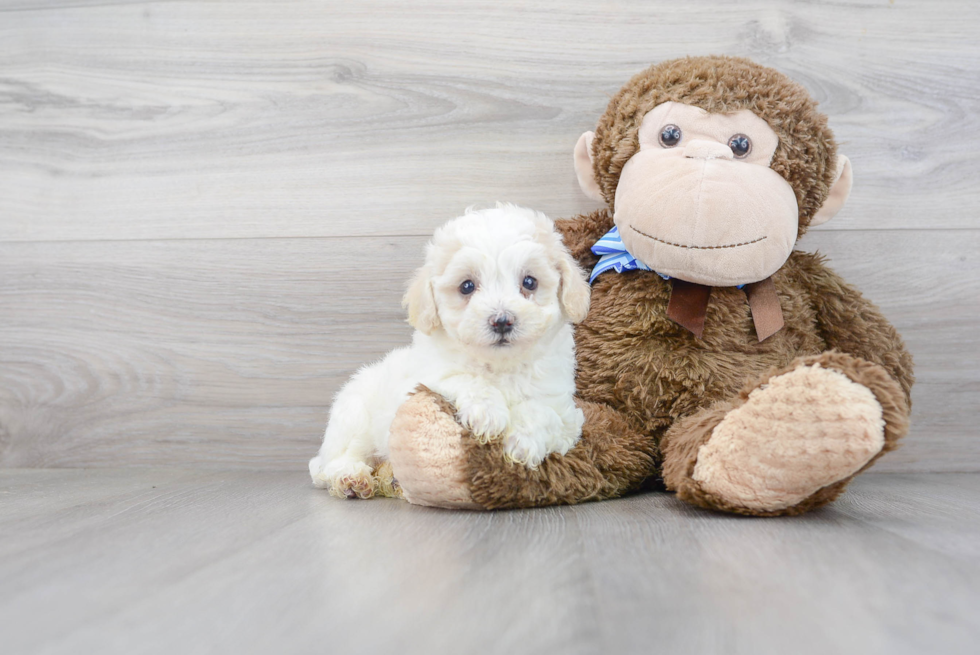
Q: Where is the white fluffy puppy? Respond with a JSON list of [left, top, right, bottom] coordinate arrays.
[[309, 204, 591, 498]]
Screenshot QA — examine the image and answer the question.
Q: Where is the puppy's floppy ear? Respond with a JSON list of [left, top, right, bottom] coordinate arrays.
[[555, 246, 591, 324], [402, 264, 441, 334]]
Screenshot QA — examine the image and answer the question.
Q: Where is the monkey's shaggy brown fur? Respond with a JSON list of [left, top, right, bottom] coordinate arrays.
[[466, 397, 663, 509], [388, 56, 914, 516], [459, 210, 913, 512]]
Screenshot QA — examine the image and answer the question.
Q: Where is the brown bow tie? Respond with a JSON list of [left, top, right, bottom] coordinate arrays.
[[666, 277, 784, 342]]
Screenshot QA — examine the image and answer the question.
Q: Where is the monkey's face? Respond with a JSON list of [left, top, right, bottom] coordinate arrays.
[[612, 102, 799, 287], [574, 58, 853, 288]]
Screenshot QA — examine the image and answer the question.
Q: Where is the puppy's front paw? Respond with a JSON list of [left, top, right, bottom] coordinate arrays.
[[503, 430, 550, 468], [455, 393, 510, 443], [310, 456, 376, 499], [504, 402, 578, 468]]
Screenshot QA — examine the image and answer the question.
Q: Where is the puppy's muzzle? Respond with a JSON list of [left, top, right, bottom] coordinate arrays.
[[490, 313, 515, 335]]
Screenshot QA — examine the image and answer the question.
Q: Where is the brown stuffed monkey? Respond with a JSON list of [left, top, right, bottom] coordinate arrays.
[[384, 55, 914, 516]]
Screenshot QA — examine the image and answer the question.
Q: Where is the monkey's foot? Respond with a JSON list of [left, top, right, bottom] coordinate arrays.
[[663, 352, 909, 516], [694, 363, 885, 511]]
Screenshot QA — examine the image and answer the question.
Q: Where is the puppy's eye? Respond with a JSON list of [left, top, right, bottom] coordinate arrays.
[[459, 280, 476, 295], [659, 124, 682, 148], [522, 276, 537, 291], [728, 134, 751, 158]]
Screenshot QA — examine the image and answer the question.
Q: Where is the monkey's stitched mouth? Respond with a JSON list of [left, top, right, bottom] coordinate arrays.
[[629, 225, 767, 250]]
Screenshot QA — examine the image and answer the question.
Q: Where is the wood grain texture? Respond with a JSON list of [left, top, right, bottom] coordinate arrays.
[[1, 469, 979, 655], [1, 0, 979, 241], [0, 1, 977, 472], [1, 230, 977, 471]]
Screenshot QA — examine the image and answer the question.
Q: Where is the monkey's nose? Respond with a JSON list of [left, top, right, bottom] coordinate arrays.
[[490, 314, 515, 335], [684, 139, 734, 161]]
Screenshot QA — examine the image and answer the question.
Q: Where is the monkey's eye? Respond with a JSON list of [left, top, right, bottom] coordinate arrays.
[[459, 280, 476, 295], [659, 124, 682, 148], [522, 276, 538, 291], [728, 134, 752, 158]]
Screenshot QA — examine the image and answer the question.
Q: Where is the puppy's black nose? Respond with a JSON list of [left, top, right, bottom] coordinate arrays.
[[490, 314, 514, 335]]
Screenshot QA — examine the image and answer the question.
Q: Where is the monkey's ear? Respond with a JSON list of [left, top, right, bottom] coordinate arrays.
[[574, 131, 605, 202], [810, 155, 852, 227], [402, 266, 441, 335]]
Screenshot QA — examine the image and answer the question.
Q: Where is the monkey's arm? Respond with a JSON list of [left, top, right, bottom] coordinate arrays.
[[791, 251, 914, 403], [465, 399, 661, 509], [388, 389, 661, 509]]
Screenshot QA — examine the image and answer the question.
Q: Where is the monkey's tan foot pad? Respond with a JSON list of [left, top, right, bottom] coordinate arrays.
[[692, 363, 885, 512], [388, 387, 483, 510]]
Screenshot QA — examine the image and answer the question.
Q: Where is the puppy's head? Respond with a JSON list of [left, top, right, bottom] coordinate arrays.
[[403, 204, 590, 354]]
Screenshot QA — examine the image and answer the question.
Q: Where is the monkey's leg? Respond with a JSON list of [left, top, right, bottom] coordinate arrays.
[[387, 387, 660, 509], [661, 352, 910, 517]]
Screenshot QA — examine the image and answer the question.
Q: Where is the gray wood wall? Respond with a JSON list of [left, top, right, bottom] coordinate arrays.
[[1, 0, 977, 472]]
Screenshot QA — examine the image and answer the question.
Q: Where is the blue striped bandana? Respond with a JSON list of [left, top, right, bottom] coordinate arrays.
[[589, 226, 669, 284]]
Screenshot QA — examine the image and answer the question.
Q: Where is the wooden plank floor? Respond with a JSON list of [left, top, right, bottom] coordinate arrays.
[[2, 469, 979, 655]]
